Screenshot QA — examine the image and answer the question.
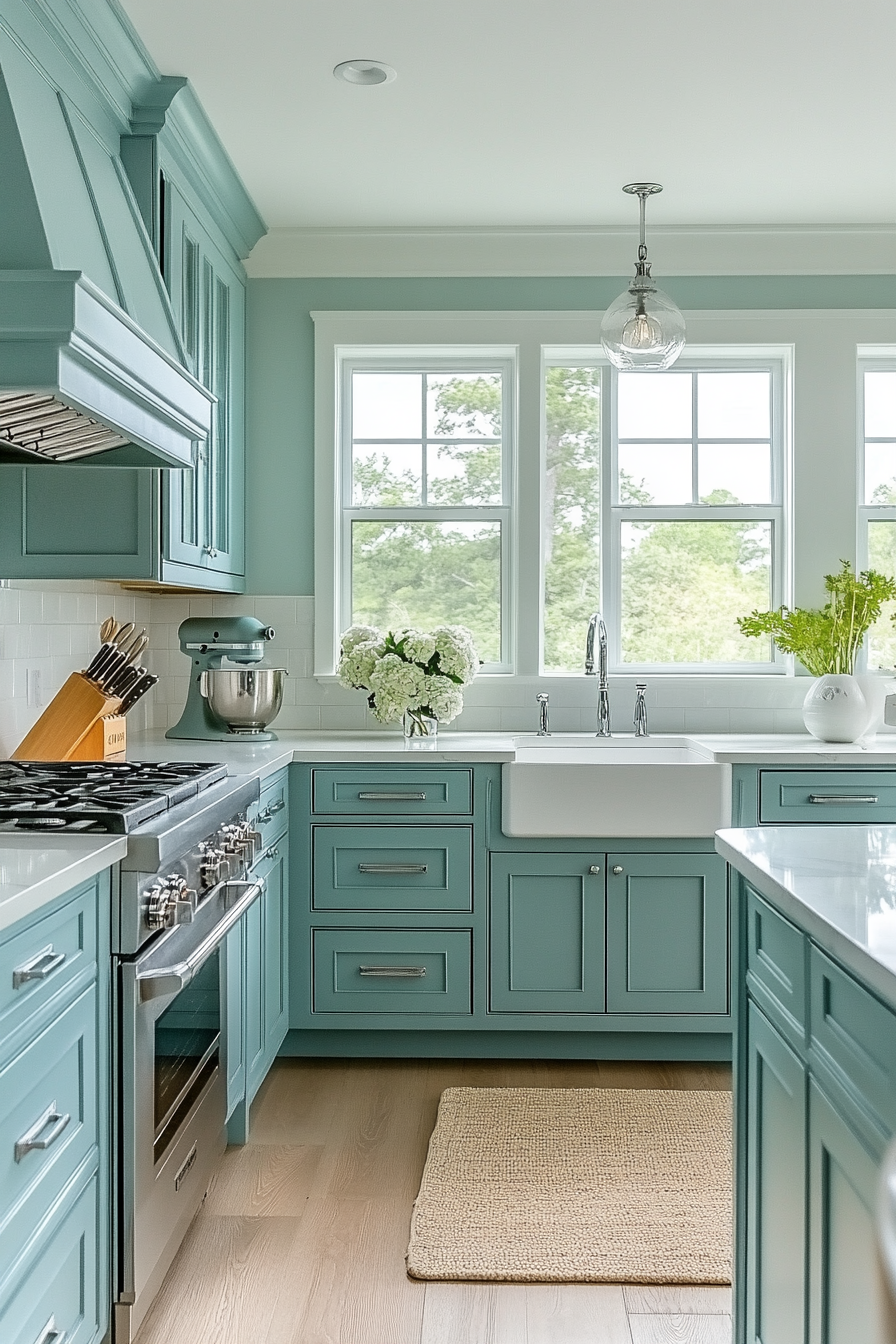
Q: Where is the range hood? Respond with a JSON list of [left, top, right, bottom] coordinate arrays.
[[0, 35, 212, 467]]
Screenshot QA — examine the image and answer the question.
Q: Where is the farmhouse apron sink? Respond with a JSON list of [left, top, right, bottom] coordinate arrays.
[[503, 735, 732, 837]]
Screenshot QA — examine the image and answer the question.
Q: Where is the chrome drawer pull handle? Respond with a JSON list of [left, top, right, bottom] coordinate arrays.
[[13, 947, 66, 989], [358, 863, 428, 875], [33, 1317, 66, 1344], [808, 794, 879, 804], [358, 965, 427, 978], [357, 792, 427, 801], [15, 1102, 71, 1162], [263, 798, 285, 816]]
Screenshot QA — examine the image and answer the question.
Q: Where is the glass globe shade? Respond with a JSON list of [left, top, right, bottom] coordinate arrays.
[[600, 280, 686, 371]]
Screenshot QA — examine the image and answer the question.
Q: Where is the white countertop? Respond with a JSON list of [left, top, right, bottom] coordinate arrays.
[[0, 835, 127, 934], [716, 825, 896, 1011], [126, 729, 896, 776]]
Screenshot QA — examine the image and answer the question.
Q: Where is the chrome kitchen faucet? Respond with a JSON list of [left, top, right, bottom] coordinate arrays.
[[585, 612, 611, 737]]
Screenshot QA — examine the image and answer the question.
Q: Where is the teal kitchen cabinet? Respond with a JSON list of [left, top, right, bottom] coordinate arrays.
[[605, 852, 728, 1015], [0, 871, 111, 1344], [155, 176, 246, 585], [489, 853, 606, 1013], [734, 873, 896, 1344], [287, 762, 731, 1052], [0, 77, 263, 591]]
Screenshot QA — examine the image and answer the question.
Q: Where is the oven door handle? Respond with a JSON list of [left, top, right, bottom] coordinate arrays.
[[136, 879, 264, 1002]]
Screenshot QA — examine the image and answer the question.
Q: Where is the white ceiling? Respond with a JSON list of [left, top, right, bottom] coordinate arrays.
[[118, 0, 896, 231]]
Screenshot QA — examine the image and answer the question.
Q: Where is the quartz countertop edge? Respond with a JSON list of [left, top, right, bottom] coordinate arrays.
[[0, 835, 128, 934], [716, 824, 896, 1014]]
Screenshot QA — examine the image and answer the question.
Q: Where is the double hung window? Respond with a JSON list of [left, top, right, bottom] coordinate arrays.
[[543, 356, 785, 671], [341, 356, 513, 669]]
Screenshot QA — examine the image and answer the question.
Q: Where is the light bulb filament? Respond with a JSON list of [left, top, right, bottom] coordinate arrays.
[[621, 308, 664, 352]]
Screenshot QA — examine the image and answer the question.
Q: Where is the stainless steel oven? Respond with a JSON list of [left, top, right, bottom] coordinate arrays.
[[115, 871, 263, 1342]]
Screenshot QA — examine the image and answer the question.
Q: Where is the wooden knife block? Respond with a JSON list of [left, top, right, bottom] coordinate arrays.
[[68, 714, 127, 761], [12, 672, 123, 761]]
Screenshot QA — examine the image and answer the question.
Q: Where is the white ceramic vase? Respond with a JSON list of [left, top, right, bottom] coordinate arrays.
[[802, 674, 868, 743]]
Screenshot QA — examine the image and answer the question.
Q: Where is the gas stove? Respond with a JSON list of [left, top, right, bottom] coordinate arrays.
[[0, 760, 229, 833]]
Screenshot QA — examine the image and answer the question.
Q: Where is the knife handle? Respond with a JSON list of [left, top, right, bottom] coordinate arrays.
[[85, 642, 116, 679]]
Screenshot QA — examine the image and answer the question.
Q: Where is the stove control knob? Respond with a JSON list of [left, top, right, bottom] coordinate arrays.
[[221, 823, 259, 867], [146, 876, 197, 929], [199, 844, 229, 887]]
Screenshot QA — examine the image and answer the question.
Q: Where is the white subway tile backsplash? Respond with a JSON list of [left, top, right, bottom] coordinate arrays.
[[0, 584, 844, 753]]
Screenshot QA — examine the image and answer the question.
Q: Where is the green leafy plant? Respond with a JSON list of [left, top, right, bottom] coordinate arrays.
[[737, 561, 896, 675]]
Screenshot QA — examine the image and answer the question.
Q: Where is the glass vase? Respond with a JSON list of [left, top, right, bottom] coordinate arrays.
[[402, 709, 438, 741]]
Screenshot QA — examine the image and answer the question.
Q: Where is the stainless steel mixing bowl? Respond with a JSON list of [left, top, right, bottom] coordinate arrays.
[[201, 667, 286, 733]]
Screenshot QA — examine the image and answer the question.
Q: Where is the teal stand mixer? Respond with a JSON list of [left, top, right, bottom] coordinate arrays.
[[166, 616, 286, 741]]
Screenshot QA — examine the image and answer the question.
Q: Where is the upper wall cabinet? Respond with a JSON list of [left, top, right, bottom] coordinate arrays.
[[0, 50, 264, 590]]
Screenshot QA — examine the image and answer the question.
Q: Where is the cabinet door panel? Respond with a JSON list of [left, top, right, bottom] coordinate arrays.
[[162, 180, 244, 580], [606, 853, 728, 1014], [745, 1004, 807, 1344], [808, 1082, 883, 1344], [0, 465, 157, 580], [489, 854, 605, 1013]]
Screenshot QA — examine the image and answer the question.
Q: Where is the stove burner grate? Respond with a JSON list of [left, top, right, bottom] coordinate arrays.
[[0, 760, 230, 833]]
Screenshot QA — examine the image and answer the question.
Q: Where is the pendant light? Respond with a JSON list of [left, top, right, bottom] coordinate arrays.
[[600, 183, 686, 371]]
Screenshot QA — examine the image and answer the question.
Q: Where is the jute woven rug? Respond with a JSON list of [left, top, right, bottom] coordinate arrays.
[[407, 1087, 732, 1284]]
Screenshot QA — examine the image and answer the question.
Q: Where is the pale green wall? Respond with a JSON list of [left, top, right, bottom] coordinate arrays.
[[244, 275, 896, 595]]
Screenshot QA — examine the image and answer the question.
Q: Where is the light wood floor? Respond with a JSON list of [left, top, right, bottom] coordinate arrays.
[[135, 1056, 733, 1344]]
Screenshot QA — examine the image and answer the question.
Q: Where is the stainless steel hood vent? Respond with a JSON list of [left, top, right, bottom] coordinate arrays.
[[0, 31, 213, 467], [0, 393, 128, 461]]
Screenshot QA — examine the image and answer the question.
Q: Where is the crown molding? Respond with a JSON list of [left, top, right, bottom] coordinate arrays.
[[246, 223, 896, 279]]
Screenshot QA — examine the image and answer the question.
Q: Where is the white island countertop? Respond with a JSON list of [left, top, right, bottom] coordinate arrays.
[[716, 825, 896, 1012], [0, 834, 128, 934]]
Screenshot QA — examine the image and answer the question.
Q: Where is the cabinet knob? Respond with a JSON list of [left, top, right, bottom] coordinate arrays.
[[612, 865, 624, 875], [588, 865, 601, 875]]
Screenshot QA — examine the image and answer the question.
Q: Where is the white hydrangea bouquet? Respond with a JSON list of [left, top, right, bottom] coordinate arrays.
[[337, 624, 479, 736]]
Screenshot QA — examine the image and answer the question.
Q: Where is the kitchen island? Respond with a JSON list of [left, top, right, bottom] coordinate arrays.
[[717, 824, 896, 1344]]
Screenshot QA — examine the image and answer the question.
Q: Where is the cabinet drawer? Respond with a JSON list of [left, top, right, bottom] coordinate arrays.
[[312, 826, 472, 911], [312, 929, 472, 1014], [0, 879, 97, 1049], [745, 885, 807, 1045], [312, 768, 472, 816], [0, 1171, 101, 1344], [251, 769, 289, 847], [0, 986, 97, 1268], [809, 947, 896, 1134], [759, 770, 896, 823]]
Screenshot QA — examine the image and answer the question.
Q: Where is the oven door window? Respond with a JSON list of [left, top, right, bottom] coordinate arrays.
[[153, 949, 221, 1163]]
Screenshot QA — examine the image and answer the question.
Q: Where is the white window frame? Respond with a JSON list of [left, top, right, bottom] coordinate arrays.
[[313, 312, 803, 679]]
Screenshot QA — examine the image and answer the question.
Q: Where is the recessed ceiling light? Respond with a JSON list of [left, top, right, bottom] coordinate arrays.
[[333, 59, 396, 86]]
